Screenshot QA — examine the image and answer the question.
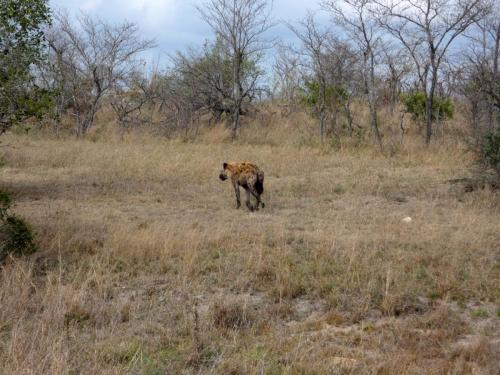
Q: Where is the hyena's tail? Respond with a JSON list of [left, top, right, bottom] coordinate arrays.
[[255, 171, 264, 195]]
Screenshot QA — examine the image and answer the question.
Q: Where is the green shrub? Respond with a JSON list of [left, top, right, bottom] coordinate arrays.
[[479, 129, 500, 179], [0, 190, 12, 219], [0, 190, 37, 263], [300, 80, 348, 115], [400, 92, 453, 121], [0, 0, 52, 133]]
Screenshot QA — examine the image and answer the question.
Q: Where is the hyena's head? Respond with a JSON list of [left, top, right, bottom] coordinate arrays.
[[219, 162, 229, 181]]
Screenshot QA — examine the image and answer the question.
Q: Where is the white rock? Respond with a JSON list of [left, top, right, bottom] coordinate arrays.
[[402, 217, 412, 223]]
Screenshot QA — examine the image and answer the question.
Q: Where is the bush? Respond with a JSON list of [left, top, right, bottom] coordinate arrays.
[[0, 189, 12, 219], [400, 92, 453, 122], [479, 129, 500, 180], [300, 80, 348, 115], [0, 190, 37, 263]]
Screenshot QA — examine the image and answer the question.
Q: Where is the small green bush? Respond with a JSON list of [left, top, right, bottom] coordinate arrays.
[[480, 129, 500, 178], [0, 190, 12, 219], [300, 80, 348, 115], [400, 92, 453, 122], [0, 190, 37, 263]]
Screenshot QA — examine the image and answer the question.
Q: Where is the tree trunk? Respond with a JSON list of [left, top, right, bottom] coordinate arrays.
[[319, 104, 326, 144], [344, 96, 354, 136], [232, 51, 242, 139], [389, 79, 398, 115], [82, 103, 98, 136], [367, 51, 382, 149], [232, 106, 240, 138], [425, 68, 438, 145], [319, 78, 326, 144], [368, 101, 382, 148], [331, 108, 338, 136], [425, 93, 433, 144], [399, 112, 406, 144], [491, 24, 500, 130]]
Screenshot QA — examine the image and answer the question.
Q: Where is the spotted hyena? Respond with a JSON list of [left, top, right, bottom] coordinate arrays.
[[219, 162, 265, 211]]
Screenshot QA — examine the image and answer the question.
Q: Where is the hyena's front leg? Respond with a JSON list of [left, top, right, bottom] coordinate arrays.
[[233, 182, 241, 209]]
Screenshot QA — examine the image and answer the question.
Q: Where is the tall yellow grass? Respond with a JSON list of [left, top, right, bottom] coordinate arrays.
[[0, 111, 498, 373]]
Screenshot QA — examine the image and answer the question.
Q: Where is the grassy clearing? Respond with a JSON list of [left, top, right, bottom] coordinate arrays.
[[0, 130, 498, 374]]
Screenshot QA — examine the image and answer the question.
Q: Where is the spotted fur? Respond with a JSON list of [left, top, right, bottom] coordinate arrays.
[[219, 161, 265, 211]]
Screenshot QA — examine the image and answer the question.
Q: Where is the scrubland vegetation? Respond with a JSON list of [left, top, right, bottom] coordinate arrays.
[[1, 114, 499, 374], [1, 0, 499, 373]]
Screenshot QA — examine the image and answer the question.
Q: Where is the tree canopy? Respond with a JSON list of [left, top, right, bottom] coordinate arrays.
[[0, 0, 52, 132]]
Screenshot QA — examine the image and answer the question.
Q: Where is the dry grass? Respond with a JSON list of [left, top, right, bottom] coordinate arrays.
[[0, 121, 499, 374]]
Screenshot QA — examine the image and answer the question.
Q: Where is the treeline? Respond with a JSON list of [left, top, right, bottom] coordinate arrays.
[[0, 0, 499, 150]]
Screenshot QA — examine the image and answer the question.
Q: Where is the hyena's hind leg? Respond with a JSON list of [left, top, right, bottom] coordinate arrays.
[[244, 189, 254, 211], [247, 184, 264, 210]]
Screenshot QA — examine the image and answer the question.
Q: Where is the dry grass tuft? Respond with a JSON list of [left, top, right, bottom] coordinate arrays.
[[211, 299, 255, 330]]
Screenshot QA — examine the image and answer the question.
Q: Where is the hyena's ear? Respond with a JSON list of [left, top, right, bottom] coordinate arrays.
[[223, 162, 228, 169]]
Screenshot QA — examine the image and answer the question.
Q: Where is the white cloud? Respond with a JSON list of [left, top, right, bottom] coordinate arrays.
[[52, 0, 177, 28], [80, 0, 103, 11], [49, 0, 323, 63], [118, 0, 177, 29]]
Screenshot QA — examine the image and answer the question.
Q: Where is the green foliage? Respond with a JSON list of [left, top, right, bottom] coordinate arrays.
[[18, 87, 55, 119], [199, 38, 233, 86], [0, 0, 52, 132], [300, 80, 348, 115], [0, 190, 36, 263], [479, 129, 500, 178], [400, 92, 453, 122], [471, 308, 489, 318], [0, 0, 51, 54], [173, 36, 262, 119], [0, 189, 12, 219], [0, 216, 36, 259], [197, 37, 262, 95], [4, 86, 55, 131]]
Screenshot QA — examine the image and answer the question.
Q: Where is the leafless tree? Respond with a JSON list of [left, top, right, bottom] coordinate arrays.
[[288, 13, 331, 143], [447, 3, 499, 140], [153, 70, 202, 136], [36, 40, 70, 136], [109, 71, 156, 132], [171, 39, 241, 123], [272, 43, 303, 110], [46, 11, 155, 136], [466, 5, 500, 120], [380, 43, 412, 114], [322, 0, 383, 148], [374, 0, 491, 144], [197, 0, 274, 138], [323, 37, 360, 136]]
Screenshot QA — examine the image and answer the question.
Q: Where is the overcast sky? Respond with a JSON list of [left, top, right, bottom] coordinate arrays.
[[49, 0, 328, 66]]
